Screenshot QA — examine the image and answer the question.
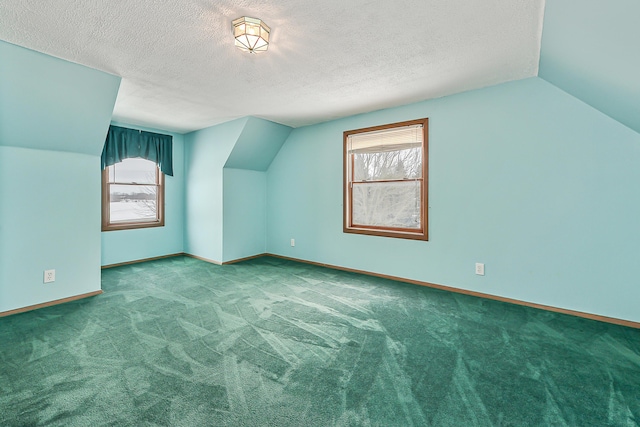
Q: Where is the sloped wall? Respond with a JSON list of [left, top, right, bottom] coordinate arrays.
[[539, 0, 640, 133], [225, 117, 292, 171], [0, 41, 119, 155]]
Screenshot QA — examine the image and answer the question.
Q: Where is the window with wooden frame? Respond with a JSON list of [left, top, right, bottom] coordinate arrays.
[[102, 158, 165, 231], [344, 118, 428, 240]]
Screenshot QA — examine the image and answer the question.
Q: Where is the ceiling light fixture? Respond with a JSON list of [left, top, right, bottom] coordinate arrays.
[[232, 17, 270, 54]]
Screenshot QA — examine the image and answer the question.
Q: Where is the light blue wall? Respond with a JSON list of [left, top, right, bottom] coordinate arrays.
[[184, 118, 247, 262], [4, 25, 638, 324], [185, 116, 289, 263], [225, 117, 292, 171], [0, 41, 120, 312], [539, 0, 640, 134], [100, 123, 185, 266], [223, 168, 267, 262], [266, 77, 640, 323], [0, 40, 120, 155], [0, 148, 102, 312]]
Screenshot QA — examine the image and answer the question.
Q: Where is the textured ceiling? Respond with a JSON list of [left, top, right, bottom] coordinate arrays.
[[0, 0, 544, 133]]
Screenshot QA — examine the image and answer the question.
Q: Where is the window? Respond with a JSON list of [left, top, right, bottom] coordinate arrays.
[[102, 158, 164, 231], [344, 118, 428, 240]]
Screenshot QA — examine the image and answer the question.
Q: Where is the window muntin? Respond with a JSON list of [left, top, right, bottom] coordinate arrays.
[[102, 158, 164, 231], [344, 118, 428, 240]]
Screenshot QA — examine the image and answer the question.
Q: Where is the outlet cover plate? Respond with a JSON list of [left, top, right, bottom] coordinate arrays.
[[44, 269, 55, 283]]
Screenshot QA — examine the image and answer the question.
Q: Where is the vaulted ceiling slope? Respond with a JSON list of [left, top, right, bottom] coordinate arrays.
[[539, 0, 640, 135], [0, 40, 120, 154], [0, 0, 544, 133], [225, 118, 292, 171]]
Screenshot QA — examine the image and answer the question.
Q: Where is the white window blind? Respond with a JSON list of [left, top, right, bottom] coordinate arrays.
[[347, 124, 423, 154]]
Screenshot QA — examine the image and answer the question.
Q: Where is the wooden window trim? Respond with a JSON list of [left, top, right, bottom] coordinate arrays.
[[101, 163, 165, 232], [343, 118, 428, 241]]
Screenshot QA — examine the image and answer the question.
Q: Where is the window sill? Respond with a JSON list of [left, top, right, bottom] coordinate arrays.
[[344, 226, 428, 241], [102, 221, 165, 232]]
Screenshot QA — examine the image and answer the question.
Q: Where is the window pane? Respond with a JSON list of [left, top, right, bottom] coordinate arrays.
[[352, 181, 421, 229], [353, 148, 421, 181], [112, 158, 157, 184], [109, 184, 158, 223]]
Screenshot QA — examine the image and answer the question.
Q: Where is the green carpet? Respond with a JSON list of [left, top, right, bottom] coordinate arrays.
[[1, 256, 639, 426]]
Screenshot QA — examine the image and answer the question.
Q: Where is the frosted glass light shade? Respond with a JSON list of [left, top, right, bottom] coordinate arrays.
[[232, 17, 270, 53]]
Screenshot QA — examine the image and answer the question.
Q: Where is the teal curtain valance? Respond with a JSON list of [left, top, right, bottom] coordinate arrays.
[[101, 125, 173, 176]]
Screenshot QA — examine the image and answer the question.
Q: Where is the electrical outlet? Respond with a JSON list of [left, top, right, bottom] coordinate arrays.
[[290, 238, 295, 247], [44, 269, 56, 283], [475, 263, 485, 276]]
